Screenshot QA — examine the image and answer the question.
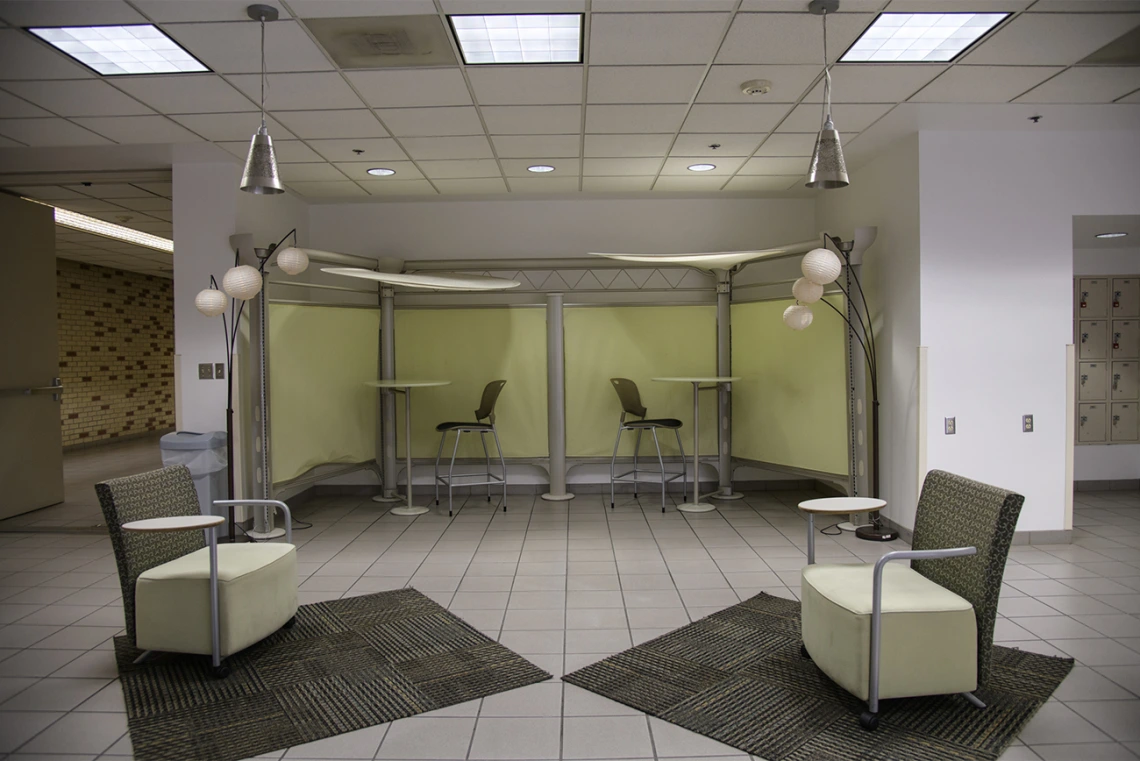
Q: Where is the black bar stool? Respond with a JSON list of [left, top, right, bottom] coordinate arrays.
[[433, 380, 508, 517], [608, 378, 686, 513]]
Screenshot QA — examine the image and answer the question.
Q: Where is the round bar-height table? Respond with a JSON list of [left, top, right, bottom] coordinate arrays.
[[367, 380, 450, 516], [797, 497, 887, 564], [652, 377, 741, 513]]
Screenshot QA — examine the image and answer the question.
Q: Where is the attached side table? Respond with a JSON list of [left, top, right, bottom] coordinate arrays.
[[797, 497, 887, 564], [367, 380, 451, 516], [652, 376, 741, 513]]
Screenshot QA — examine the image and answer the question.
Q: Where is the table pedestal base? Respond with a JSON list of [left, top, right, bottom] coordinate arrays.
[[246, 527, 286, 540], [541, 493, 575, 501], [710, 490, 745, 501], [389, 505, 430, 516], [837, 520, 872, 532], [372, 494, 403, 503], [677, 502, 718, 513]]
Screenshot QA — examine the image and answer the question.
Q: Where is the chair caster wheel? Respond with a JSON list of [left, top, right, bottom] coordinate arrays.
[[859, 711, 879, 731], [448, 511, 453, 517], [633, 492, 638, 499], [800, 643, 810, 659], [435, 499, 440, 505], [487, 496, 491, 502], [212, 663, 231, 679], [661, 507, 666, 513], [610, 502, 614, 509], [502, 504, 507, 512], [283, 615, 297, 629]]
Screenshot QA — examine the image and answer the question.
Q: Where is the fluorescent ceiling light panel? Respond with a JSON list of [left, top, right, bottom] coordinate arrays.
[[1096, 232, 1128, 238], [24, 199, 174, 253], [27, 25, 209, 75], [841, 13, 1008, 63], [449, 14, 582, 65]]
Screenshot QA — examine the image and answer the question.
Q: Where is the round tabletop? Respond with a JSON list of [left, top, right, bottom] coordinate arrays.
[[122, 515, 224, 532], [798, 497, 887, 514], [366, 380, 451, 389], [652, 376, 742, 383]]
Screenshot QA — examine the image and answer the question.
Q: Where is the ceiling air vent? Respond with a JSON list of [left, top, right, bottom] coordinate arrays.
[[303, 15, 458, 69]]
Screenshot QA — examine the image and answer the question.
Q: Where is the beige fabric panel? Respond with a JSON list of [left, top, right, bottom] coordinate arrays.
[[731, 296, 849, 476], [394, 308, 548, 458], [269, 304, 380, 482], [565, 305, 719, 458]]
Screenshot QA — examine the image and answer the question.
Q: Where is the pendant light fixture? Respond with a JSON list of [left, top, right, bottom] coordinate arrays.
[[805, 0, 849, 190], [240, 4, 284, 195]]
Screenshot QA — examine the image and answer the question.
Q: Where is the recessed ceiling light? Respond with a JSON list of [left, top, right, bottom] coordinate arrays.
[[449, 14, 582, 65], [1096, 232, 1128, 239], [841, 13, 1008, 63], [687, 164, 716, 172], [27, 25, 210, 76], [527, 165, 556, 173], [367, 167, 396, 176], [24, 198, 174, 253]]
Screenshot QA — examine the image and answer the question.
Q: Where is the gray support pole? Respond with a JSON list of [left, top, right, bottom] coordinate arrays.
[[373, 286, 401, 503], [245, 270, 285, 539], [542, 293, 574, 501], [711, 269, 743, 501]]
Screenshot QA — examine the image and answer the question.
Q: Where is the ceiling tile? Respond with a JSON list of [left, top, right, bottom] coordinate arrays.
[[0, 134, 24, 147], [1, 80, 153, 117], [0, 29, 94, 80], [739, 156, 809, 175], [132, 181, 172, 197], [681, 103, 790, 133], [278, 163, 350, 182], [55, 198, 122, 212], [0, 89, 51, 117], [508, 177, 581, 194], [776, 102, 891, 132], [0, 118, 111, 145], [963, 14, 1140, 66], [307, 138, 408, 163], [586, 104, 687, 133], [468, 67, 583, 106], [909, 66, 1063, 103], [481, 105, 580, 135], [274, 109, 388, 139], [1027, 0, 1140, 8], [583, 157, 663, 175], [594, 0, 736, 9], [215, 138, 322, 162], [589, 13, 731, 65], [346, 69, 473, 108], [439, 0, 583, 11], [885, 0, 1029, 8], [586, 65, 705, 104], [417, 159, 502, 179], [718, 13, 874, 65], [110, 75, 255, 114], [399, 136, 494, 160], [653, 175, 725, 191], [670, 133, 762, 156], [585, 133, 673, 157], [660, 157, 744, 175], [228, 72, 365, 111], [359, 179, 438, 196], [132, 0, 291, 22], [803, 64, 945, 103], [288, 0, 434, 16], [7, 185, 89, 200], [164, 20, 334, 73], [499, 158, 577, 177], [492, 134, 581, 158], [0, 0, 147, 26], [1014, 67, 1140, 103], [753, 132, 818, 156], [113, 196, 172, 211], [433, 178, 508, 194], [723, 175, 804, 192], [169, 112, 293, 141], [333, 161, 425, 181], [697, 64, 821, 104], [581, 176, 654, 191], [377, 106, 486, 137], [1117, 89, 1140, 103], [63, 183, 154, 199], [286, 181, 367, 197]]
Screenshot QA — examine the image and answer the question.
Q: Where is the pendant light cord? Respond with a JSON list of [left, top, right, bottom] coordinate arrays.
[[821, 10, 832, 128], [259, 13, 267, 130]]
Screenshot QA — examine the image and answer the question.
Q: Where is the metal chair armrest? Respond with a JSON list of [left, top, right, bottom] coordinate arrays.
[[213, 499, 294, 544]]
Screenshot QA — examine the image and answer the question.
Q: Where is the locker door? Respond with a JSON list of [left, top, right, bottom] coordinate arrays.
[[1112, 361, 1139, 399], [1079, 320, 1109, 359], [1110, 402, 1139, 442], [1112, 320, 1140, 358], [1112, 277, 1139, 318], [1078, 278, 1109, 318], [1079, 362, 1107, 401], [1078, 403, 1107, 443]]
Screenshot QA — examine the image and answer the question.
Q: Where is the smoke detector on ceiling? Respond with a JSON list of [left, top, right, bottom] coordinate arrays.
[[740, 79, 773, 96]]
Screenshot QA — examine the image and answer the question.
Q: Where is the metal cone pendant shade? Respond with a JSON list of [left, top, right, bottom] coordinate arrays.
[[240, 123, 284, 195], [806, 117, 849, 189]]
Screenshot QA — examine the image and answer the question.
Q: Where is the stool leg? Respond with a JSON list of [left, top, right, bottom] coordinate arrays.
[[434, 431, 447, 506], [610, 425, 623, 509], [492, 425, 507, 511], [651, 427, 666, 513], [479, 431, 492, 502], [447, 430, 461, 517], [632, 429, 642, 498], [674, 428, 686, 503]]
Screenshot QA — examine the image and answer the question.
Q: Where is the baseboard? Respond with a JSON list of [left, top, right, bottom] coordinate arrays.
[[63, 427, 174, 452], [1075, 479, 1140, 492]]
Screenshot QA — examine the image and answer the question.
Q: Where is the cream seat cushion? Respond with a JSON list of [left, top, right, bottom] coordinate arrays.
[[801, 562, 977, 701], [135, 543, 297, 657]]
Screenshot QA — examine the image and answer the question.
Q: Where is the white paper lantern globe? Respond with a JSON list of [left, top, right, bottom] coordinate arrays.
[[783, 304, 814, 331], [791, 277, 824, 304], [222, 265, 263, 300], [194, 288, 227, 317], [801, 247, 842, 285], [275, 246, 309, 276]]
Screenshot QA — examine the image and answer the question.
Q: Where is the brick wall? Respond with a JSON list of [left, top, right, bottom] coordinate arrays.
[[57, 259, 175, 447]]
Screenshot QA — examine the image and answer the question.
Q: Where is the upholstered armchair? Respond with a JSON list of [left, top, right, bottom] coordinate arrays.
[[800, 469, 1024, 730], [97, 465, 298, 677]]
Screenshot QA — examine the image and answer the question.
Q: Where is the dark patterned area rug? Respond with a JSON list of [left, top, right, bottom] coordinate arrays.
[[115, 588, 551, 761], [564, 592, 1073, 761]]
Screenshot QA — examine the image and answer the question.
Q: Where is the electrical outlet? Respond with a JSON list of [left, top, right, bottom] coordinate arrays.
[[215, 363, 225, 380], [945, 417, 956, 435], [198, 363, 213, 380], [1023, 414, 1034, 432]]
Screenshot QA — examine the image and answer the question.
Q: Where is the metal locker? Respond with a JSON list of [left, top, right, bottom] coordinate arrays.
[[1111, 361, 1139, 399], [1112, 320, 1140, 358], [1078, 403, 1107, 443], [1079, 320, 1109, 359], [1112, 277, 1139, 318], [1110, 402, 1139, 442], [1079, 362, 1108, 401], [1078, 278, 1109, 318]]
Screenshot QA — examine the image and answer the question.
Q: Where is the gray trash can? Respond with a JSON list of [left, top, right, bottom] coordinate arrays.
[[160, 431, 228, 516]]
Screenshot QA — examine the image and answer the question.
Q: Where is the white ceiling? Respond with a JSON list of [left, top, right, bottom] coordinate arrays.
[[0, 0, 1137, 204], [1073, 214, 1140, 248]]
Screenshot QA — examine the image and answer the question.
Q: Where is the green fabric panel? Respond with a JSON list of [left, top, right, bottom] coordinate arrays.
[[269, 304, 380, 482], [731, 296, 849, 475], [564, 306, 719, 458], [393, 308, 548, 458]]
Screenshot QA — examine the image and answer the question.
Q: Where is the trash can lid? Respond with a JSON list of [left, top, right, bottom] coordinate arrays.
[[160, 431, 228, 450]]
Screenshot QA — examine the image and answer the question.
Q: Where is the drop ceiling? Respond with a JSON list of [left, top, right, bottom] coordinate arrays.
[[0, 0, 1137, 205]]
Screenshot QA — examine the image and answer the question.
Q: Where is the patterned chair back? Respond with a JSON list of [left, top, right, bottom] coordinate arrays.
[[910, 469, 1025, 687], [95, 465, 206, 646]]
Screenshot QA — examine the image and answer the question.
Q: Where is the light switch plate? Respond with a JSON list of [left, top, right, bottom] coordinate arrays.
[[215, 363, 225, 380], [1023, 414, 1034, 432], [198, 363, 213, 380], [945, 417, 956, 435]]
